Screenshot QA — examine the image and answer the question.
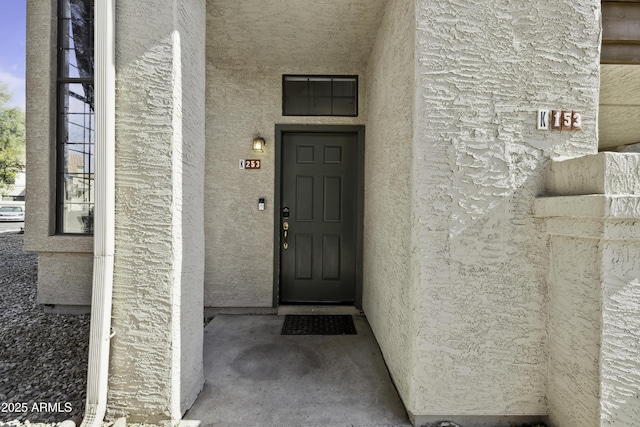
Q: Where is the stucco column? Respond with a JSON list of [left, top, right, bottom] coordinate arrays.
[[408, 0, 600, 423], [536, 153, 640, 426], [107, 0, 206, 422]]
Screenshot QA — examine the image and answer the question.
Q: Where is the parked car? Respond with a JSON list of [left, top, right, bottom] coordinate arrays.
[[0, 206, 25, 222]]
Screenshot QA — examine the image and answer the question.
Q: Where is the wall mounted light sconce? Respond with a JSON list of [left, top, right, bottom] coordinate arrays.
[[253, 135, 266, 152]]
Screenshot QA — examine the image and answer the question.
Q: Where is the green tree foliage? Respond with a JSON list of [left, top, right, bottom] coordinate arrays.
[[0, 82, 25, 195]]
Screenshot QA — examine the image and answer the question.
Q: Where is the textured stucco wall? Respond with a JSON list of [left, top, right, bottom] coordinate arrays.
[[545, 225, 640, 427], [546, 152, 640, 196], [539, 154, 640, 426], [411, 0, 601, 417], [36, 252, 93, 305], [25, 0, 93, 306], [600, 236, 640, 425], [547, 232, 601, 427], [204, 65, 365, 307], [175, 0, 206, 415], [537, 187, 640, 427], [362, 0, 415, 406], [108, 0, 205, 421]]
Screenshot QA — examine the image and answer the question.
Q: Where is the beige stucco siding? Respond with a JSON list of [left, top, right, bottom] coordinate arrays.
[[25, 0, 94, 306], [108, 0, 206, 420], [176, 0, 207, 414], [547, 234, 601, 427], [537, 153, 640, 426], [204, 66, 365, 307], [362, 0, 415, 407], [600, 238, 640, 425], [411, 0, 600, 417], [36, 252, 93, 305]]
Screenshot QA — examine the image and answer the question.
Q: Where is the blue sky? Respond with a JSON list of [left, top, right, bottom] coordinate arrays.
[[0, 0, 26, 110]]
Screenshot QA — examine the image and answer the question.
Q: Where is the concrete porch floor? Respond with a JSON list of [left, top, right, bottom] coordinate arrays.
[[183, 313, 412, 427]]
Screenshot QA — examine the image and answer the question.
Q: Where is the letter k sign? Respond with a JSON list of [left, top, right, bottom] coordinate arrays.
[[537, 109, 549, 130]]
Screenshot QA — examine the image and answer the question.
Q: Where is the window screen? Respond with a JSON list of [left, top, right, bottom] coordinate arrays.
[[283, 75, 358, 117]]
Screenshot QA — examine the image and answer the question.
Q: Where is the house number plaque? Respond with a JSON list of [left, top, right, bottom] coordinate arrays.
[[537, 109, 582, 131], [245, 159, 261, 169]]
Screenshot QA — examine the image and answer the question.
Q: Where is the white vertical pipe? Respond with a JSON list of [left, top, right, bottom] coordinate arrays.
[[80, 0, 115, 426]]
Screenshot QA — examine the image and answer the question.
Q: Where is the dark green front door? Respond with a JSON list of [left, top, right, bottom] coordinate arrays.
[[278, 130, 359, 304]]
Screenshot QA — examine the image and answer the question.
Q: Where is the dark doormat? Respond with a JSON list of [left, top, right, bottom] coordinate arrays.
[[281, 314, 357, 335]]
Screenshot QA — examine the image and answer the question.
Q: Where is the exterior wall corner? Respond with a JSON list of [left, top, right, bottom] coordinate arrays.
[[538, 152, 640, 426], [106, 0, 206, 421], [408, 0, 601, 418]]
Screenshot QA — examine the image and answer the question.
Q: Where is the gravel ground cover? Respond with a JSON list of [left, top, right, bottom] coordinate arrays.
[[0, 233, 89, 426]]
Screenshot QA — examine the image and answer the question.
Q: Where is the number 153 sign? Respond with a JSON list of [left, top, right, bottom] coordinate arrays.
[[537, 109, 582, 131]]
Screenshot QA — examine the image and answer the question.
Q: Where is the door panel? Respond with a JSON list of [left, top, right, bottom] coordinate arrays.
[[323, 177, 342, 221], [280, 131, 358, 303]]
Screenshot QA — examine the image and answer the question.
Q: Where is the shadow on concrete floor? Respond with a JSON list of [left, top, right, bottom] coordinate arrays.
[[184, 314, 411, 427]]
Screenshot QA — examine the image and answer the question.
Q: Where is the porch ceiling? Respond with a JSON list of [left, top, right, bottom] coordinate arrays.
[[207, 0, 387, 70]]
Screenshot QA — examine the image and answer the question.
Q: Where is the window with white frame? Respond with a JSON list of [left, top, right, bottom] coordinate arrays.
[[57, 0, 94, 234]]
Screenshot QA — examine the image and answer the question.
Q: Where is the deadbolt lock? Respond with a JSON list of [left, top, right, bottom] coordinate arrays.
[[283, 224, 289, 250]]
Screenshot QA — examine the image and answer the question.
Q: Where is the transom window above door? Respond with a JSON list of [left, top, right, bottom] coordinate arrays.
[[283, 75, 358, 117]]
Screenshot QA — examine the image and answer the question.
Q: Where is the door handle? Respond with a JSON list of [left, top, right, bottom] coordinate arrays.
[[283, 221, 289, 250]]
